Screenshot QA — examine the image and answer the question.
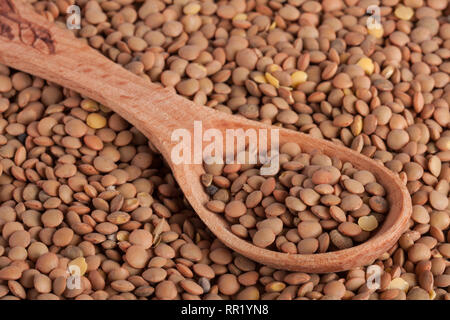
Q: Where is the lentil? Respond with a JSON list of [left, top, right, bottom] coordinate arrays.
[[202, 145, 387, 254]]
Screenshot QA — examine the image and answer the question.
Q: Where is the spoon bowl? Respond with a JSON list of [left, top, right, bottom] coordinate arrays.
[[0, 0, 412, 272], [176, 115, 411, 272]]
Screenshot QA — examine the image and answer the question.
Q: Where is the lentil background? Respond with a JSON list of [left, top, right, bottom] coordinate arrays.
[[0, 0, 449, 300]]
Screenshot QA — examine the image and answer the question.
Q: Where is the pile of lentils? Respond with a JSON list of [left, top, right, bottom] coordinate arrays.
[[201, 145, 388, 253], [0, 0, 448, 300]]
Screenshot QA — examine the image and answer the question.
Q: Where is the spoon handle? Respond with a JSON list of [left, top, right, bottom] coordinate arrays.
[[0, 0, 204, 154]]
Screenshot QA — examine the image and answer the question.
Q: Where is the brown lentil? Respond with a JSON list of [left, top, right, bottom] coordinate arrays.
[[202, 145, 387, 254]]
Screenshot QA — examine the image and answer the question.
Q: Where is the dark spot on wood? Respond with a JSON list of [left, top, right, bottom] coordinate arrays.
[[0, 21, 12, 39]]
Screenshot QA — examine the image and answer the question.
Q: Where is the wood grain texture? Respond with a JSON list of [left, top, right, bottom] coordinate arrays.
[[0, 0, 54, 53], [0, 0, 412, 272]]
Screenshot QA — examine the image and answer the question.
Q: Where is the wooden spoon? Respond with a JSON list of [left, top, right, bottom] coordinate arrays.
[[0, 0, 411, 272]]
